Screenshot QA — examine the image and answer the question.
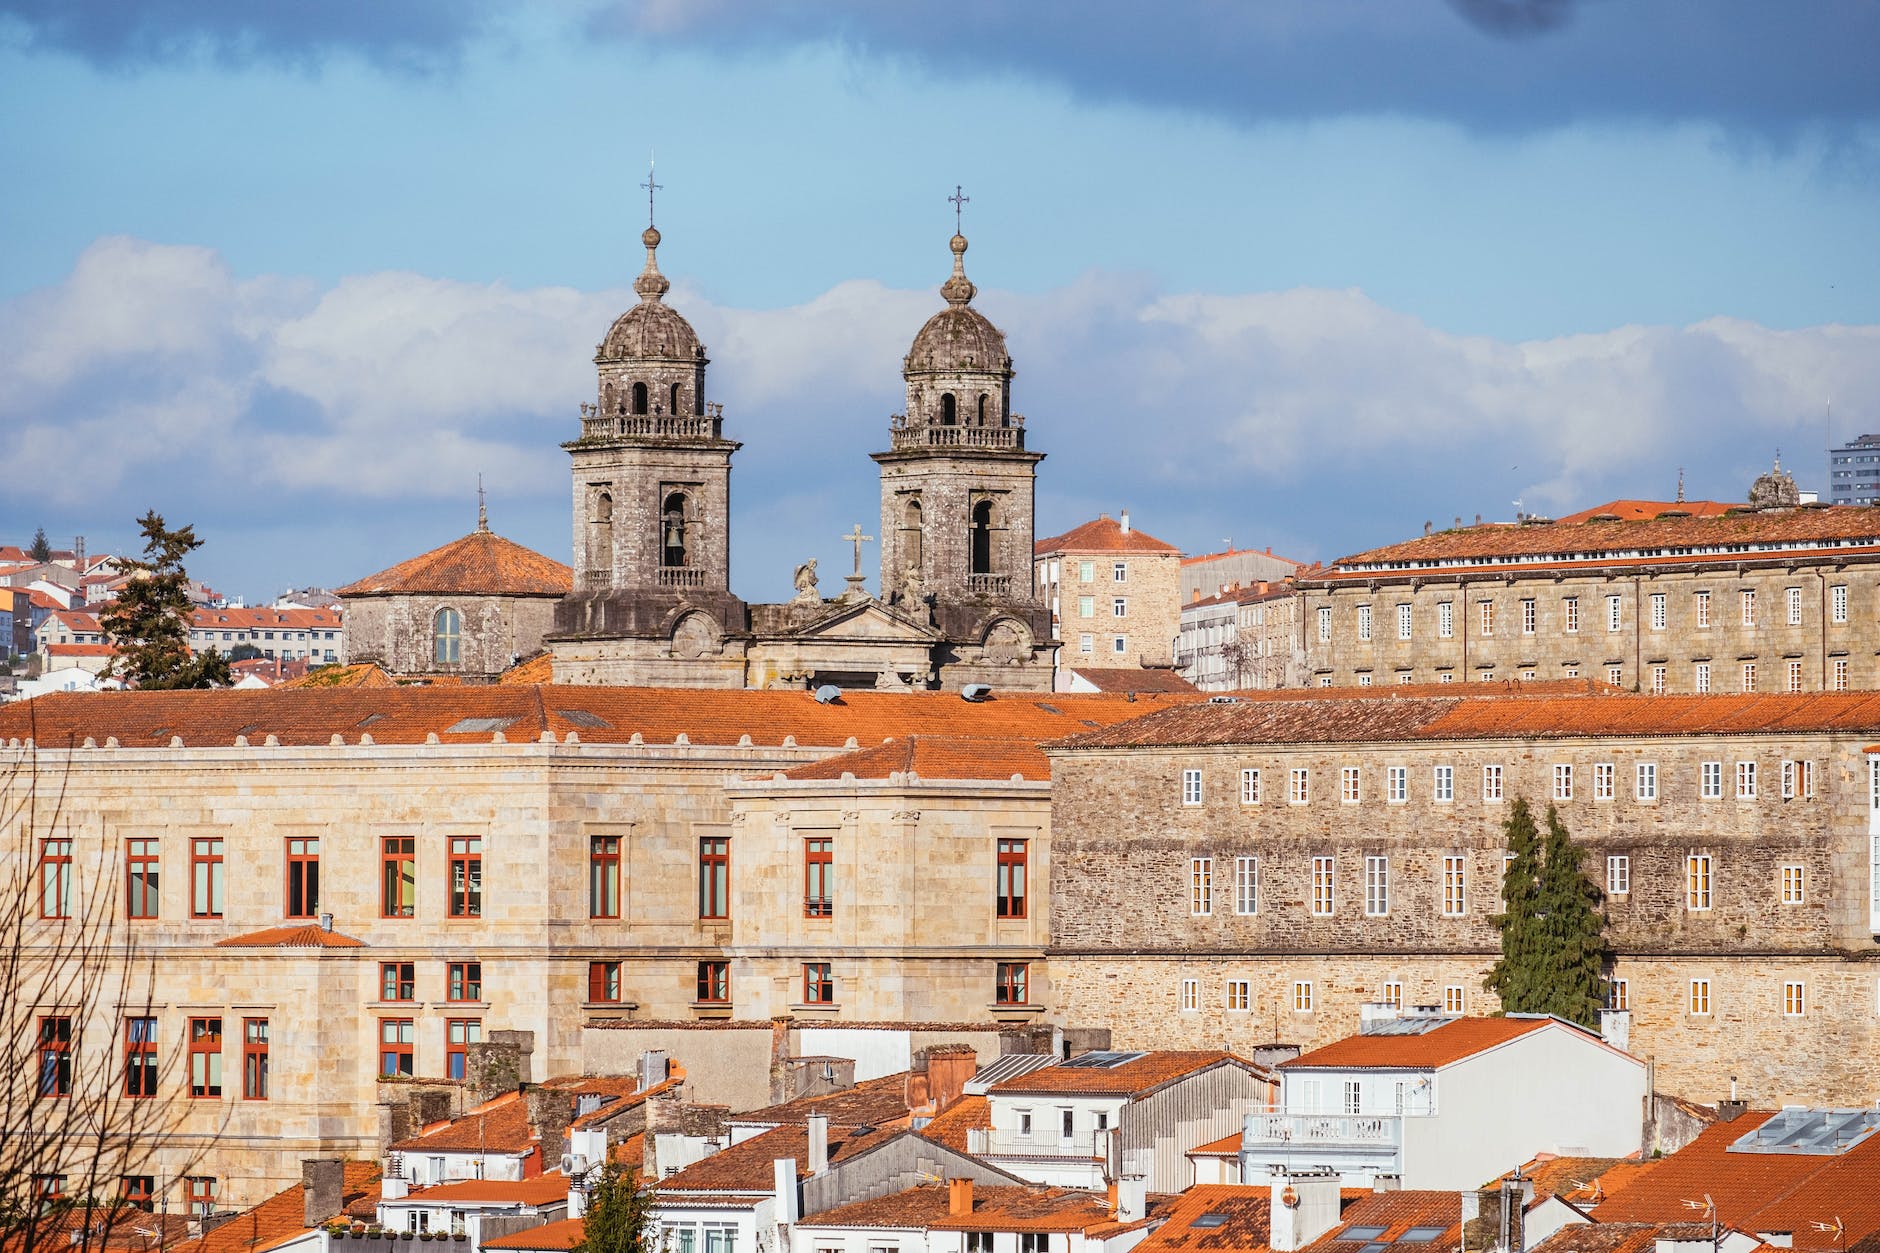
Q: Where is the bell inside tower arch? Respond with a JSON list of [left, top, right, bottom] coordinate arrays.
[[662, 492, 690, 569], [971, 500, 994, 575]]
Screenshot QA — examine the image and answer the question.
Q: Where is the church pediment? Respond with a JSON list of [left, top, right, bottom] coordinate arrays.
[[782, 599, 942, 642]]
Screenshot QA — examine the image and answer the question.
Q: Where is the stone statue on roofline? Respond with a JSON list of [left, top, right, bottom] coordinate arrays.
[[792, 559, 820, 604], [1748, 453, 1801, 510]]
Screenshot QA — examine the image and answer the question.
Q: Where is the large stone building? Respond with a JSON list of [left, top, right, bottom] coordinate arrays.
[[1033, 513, 1182, 671], [547, 224, 1053, 692]]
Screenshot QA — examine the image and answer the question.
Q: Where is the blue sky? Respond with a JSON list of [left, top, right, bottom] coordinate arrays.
[[2, 1, 1878, 604]]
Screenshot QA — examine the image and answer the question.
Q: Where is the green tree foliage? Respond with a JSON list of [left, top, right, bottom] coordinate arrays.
[[28, 528, 51, 563], [100, 512, 230, 690], [1484, 798, 1609, 1026], [574, 1164, 655, 1253]]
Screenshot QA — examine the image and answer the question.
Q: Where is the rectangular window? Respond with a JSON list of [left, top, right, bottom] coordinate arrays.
[[1607, 855, 1630, 895], [1741, 589, 1757, 627], [447, 961, 481, 1002], [1636, 762, 1657, 801], [1317, 606, 1332, 643], [1649, 593, 1665, 631], [1443, 985, 1466, 1015], [1397, 603, 1412, 640], [187, 1178, 217, 1219], [699, 837, 729, 920], [1112, 597, 1127, 618], [802, 962, 834, 1005], [39, 838, 71, 920], [1787, 586, 1803, 626], [121, 1176, 155, 1212], [1594, 763, 1614, 801], [1737, 761, 1758, 800], [1607, 596, 1622, 632], [1078, 560, 1094, 582], [1835, 658, 1850, 690], [379, 1018, 414, 1076], [589, 960, 622, 1002], [1181, 768, 1203, 806], [1521, 599, 1536, 635], [1689, 979, 1712, 1015], [1364, 856, 1389, 916], [1442, 856, 1466, 916], [589, 836, 620, 919], [1234, 856, 1258, 915], [1607, 979, 1629, 1011], [1358, 673, 1373, 687], [1553, 764, 1573, 801], [1701, 761, 1723, 798], [1289, 768, 1309, 804], [1832, 584, 1849, 623], [1801, 760, 1816, 799], [1567, 597, 1583, 633], [1292, 981, 1314, 1013], [1742, 662, 1757, 693], [1438, 601, 1454, 638], [696, 960, 729, 1004], [241, 1019, 268, 1101], [38, 1016, 72, 1098], [1225, 979, 1250, 1011], [381, 961, 415, 1001], [1479, 600, 1494, 635], [189, 1018, 223, 1097], [1112, 636, 1127, 655], [1607, 665, 1624, 688], [1386, 766, 1407, 803], [1311, 856, 1335, 916], [1686, 854, 1713, 911], [285, 836, 319, 919], [1782, 864, 1805, 905], [1078, 595, 1094, 619], [1239, 768, 1261, 804], [1787, 660, 1804, 693], [1483, 765, 1504, 801], [1651, 665, 1668, 694], [996, 839, 1028, 918], [1357, 605, 1372, 641], [1784, 981, 1806, 1017], [1180, 978, 1199, 1012], [127, 837, 160, 920], [1695, 661, 1712, 693], [1341, 766, 1361, 804], [1112, 561, 1127, 582], [995, 962, 1029, 1005], [804, 837, 834, 918], [188, 837, 223, 919], [1695, 591, 1712, 628], [1433, 765, 1454, 803], [1190, 858, 1213, 915], [124, 1017, 157, 1098], [445, 1019, 481, 1080], [1079, 633, 1093, 654], [448, 836, 483, 917], [1382, 981, 1403, 1010], [382, 837, 416, 918]]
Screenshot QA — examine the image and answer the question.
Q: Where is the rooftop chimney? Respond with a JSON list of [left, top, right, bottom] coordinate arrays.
[[1116, 1176, 1147, 1223], [773, 1159, 800, 1224], [1268, 1169, 1340, 1252], [303, 1159, 344, 1228], [949, 1177, 974, 1217], [1120, 510, 1131, 534], [807, 1112, 829, 1174]]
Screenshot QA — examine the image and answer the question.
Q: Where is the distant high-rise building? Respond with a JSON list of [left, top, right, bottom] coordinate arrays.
[[1829, 433, 1880, 505]]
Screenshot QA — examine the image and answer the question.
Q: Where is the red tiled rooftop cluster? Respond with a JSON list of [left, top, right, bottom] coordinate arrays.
[[338, 530, 572, 598]]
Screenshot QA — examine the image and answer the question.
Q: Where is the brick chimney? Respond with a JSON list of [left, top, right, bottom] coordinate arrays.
[[948, 1178, 974, 1217], [303, 1159, 344, 1228], [526, 1087, 575, 1165]]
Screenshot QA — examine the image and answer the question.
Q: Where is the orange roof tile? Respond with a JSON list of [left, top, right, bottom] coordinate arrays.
[[804, 1183, 1152, 1234], [47, 643, 115, 656], [1488, 1154, 1657, 1207], [989, 1052, 1265, 1098], [1187, 1132, 1241, 1157], [391, 1091, 532, 1153], [1036, 516, 1181, 557], [498, 653, 555, 685], [1303, 1191, 1462, 1253], [169, 1163, 379, 1253], [1528, 1225, 1682, 1253], [189, 607, 340, 629], [481, 1218, 587, 1251], [339, 530, 571, 598], [922, 1095, 990, 1155], [1132, 1184, 1276, 1253], [214, 924, 366, 948], [734, 1071, 918, 1127], [1555, 499, 1740, 525], [1064, 667, 1198, 694], [660, 1123, 898, 1192], [777, 735, 1049, 782], [394, 1176, 569, 1206], [277, 663, 399, 690], [1283, 1017, 1575, 1070]]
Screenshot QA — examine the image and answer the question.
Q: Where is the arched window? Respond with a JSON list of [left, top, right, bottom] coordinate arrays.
[[670, 383, 682, 416], [604, 382, 618, 413], [433, 608, 461, 666], [971, 501, 994, 575], [977, 394, 988, 425], [591, 491, 614, 572], [662, 492, 689, 568], [941, 393, 957, 425], [632, 382, 649, 415], [903, 498, 924, 567]]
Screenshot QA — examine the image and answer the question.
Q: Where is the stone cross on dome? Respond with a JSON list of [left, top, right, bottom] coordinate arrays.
[[949, 184, 970, 234], [641, 156, 662, 229]]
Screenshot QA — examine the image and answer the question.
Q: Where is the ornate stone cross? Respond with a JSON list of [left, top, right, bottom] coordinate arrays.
[[842, 524, 874, 600], [948, 185, 970, 234]]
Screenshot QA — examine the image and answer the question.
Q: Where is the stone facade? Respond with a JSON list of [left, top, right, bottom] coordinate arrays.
[[1035, 514, 1182, 670]]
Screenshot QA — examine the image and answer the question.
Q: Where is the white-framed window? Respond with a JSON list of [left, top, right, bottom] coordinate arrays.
[[1317, 607, 1332, 643], [1479, 601, 1495, 636], [1438, 602, 1454, 639], [1318, 676, 1332, 687], [1387, 766, 1407, 803], [1078, 595, 1095, 619], [1190, 858, 1213, 916], [1565, 596, 1581, 633], [1397, 671, 1414, 685], [1736, 761, 1758, 800], [1701, 761, 1723, 798], [1594, 763, 1614, 801], [1358, 673, 1373, 687], [1521, 599, 1537, 635], [1180, 978, 1198, 1011], [1112, 561, 1127, 583], [1742, 662, 1757, 693], [1787, 586, 1803, 626], [1695, 590, 1712, 628], [1398, 603, 1412, 640], [1784, 981, 1806, 1018], [1787, 660, 1804, 692], [1650, 665, 1667, 695], [1357, 605, 1372, 641], [1480, 670, 1495, 682], [1607, 978, 1629, 1011], [1112, 597, 1127, 618], [1781, 864, 1805, 905], [1439, 672, 1454, 683], [1181, 769, 1202, 805], [1341, 766, 1361, 804], [1078, 560, 1095, 582], [1694, 662, 1712, 693], [1834, 658, 1850, 691], [1292, 981, 1314, 1013], [1832, 584, 1848, 623], [1342, 1079, 1363, 1114], [1483, 764, 1504, 801], [1079, 633, 1093, 654], [1240, 768, 1261, 805], [1364, 856, 1389, 916], [1433, 765, 1454, 803], [1235, 856, 1259, 915], [1381, 980, 1403, 1010], [1442, 855, 1466, 917], [1649, 593, 1666, 631], [1636, 762, 1657, 801], [1607, 665, 1624, 687], [1553, 764, 1573, 801], [1607, 596, 1622, 632], [1444, 985, 1466, 1015], [1689, 979, 1711, 1016], [1112, 636, 1127, 654], [1225, 979, 1250, 1011], [1289, 768, 1309, 805], [1686, 853, 1713, 911], [1741, 589, 1757, 627], [1606, 854, 1630, 895], [1311, 856, 1335, 916]]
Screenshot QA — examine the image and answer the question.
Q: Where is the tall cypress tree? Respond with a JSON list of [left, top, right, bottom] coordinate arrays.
[[1534, 803, 1610, 1026], [1484, 796, 1544, 1012], [100, 511, 230, 690], [28, 528, 51, 562]]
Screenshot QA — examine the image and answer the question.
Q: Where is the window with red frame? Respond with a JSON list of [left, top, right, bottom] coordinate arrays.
[[699, 837, 729, 919], [996, 839, 1028, 918], [241, 1019, 269, 1100], [285, 836, 319, 919], [124, 1017, 157, 1098], [802, 962, 834, 1005], [589, 836, 620, 919], [445, 1019, 481, 1080], [380, 961, 415, 1002], [995, 962, 1029, 1005], [190, 837, 224, 918], [696, 961, 729, 1004], [188, 1018, 222, 1098], [186, 1177, 217, 1217], [449, 837, 483, 917], [804, 837, 833, 918], [380, 1019, 414, 1077], [382, 837, 415, 918], [126, 837, 159, 919], [40, 838, 71, 919], [447, 962, 481, 1002], [38, 1016, 71, 1098], [33, 1175, 63, 1214], [589, 961, 622, 1002], [121, 1176, 155, 1212]]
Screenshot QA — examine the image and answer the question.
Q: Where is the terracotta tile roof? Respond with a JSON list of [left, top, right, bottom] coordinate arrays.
[[277, 663, 399, 690], [1036, 516, 1181, 556], [777, 735, 1049, 782], [214, 924, 367, 948], [922, 1095, 990, 1154], [1488, 1155, 1657, 1207], [734, 1071, 917, 1127], [1187, 1132, 1241, 1157], [1133, 1184, 1276, 1253], [804, 1183, 1151, 1234], [481, 1218, 587, 1251], [0, 685, 1197, 750], [393, 1176, 569, 1206], [189, 607, 341, 629], [660, 1123, 898, 1192], [1304, 1191, 1462, 1253], [1529, 1224, 1677, 1253], [1282, 1016, 1566, 1070], [0, 1207, 192, 1253], [47, 643, 115, 656], [498, 653, 555, 685], [570, 1075, 680, 1129], [337, 529, 572, 598], [1555, 499, 1741, 525], [610, 1131, 646, 1166], [1051, 688, 1880, 752], [169, 1162, 379, 1253], [1065, 668, 1199, 694], [391, 1090, 533, 1153], [989, 1052, 1265, 1098], [1181, 546, 1305, 568]]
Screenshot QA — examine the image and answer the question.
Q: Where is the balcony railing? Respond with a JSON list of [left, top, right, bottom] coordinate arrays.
[[804, 898, 832, 918], [966, 574, 1012, 596], [579, 404, 725, 442], [973, 1130, 1105, 1159], [888, 416, 1027, 452], [658, 568, 707, 588], [1240, 1113, 1403, 1147]]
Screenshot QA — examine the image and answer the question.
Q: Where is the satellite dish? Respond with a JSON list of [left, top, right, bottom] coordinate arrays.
[[961, 683, 993, 702], [813, 685, 843, 704]]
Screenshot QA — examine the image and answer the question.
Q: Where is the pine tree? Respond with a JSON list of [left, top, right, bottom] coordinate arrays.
[[100, 512, 230, 690], [574, 1164, 654, 1253], [1533, 803, 1610, 1026], [1483, 796, 1544, 1012], [28, 528, 51, 563]]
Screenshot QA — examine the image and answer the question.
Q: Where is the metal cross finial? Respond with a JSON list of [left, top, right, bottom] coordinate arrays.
[[477, 475, 488, 532], [642, 155, 662, 229], [842, 524, 874, 578], [948, 185, 969, 233]]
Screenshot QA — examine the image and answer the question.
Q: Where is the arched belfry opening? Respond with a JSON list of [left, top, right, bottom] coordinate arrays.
[[670, 383, 682, 417], [941, 393, 957, 425], [662, 492, 689, 568], [970, 500, 994, 575], [977, 394, 988, 425], [903, 498, 924, 567], [591, 490, 614, 573], [633, 382, 649, 415]]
